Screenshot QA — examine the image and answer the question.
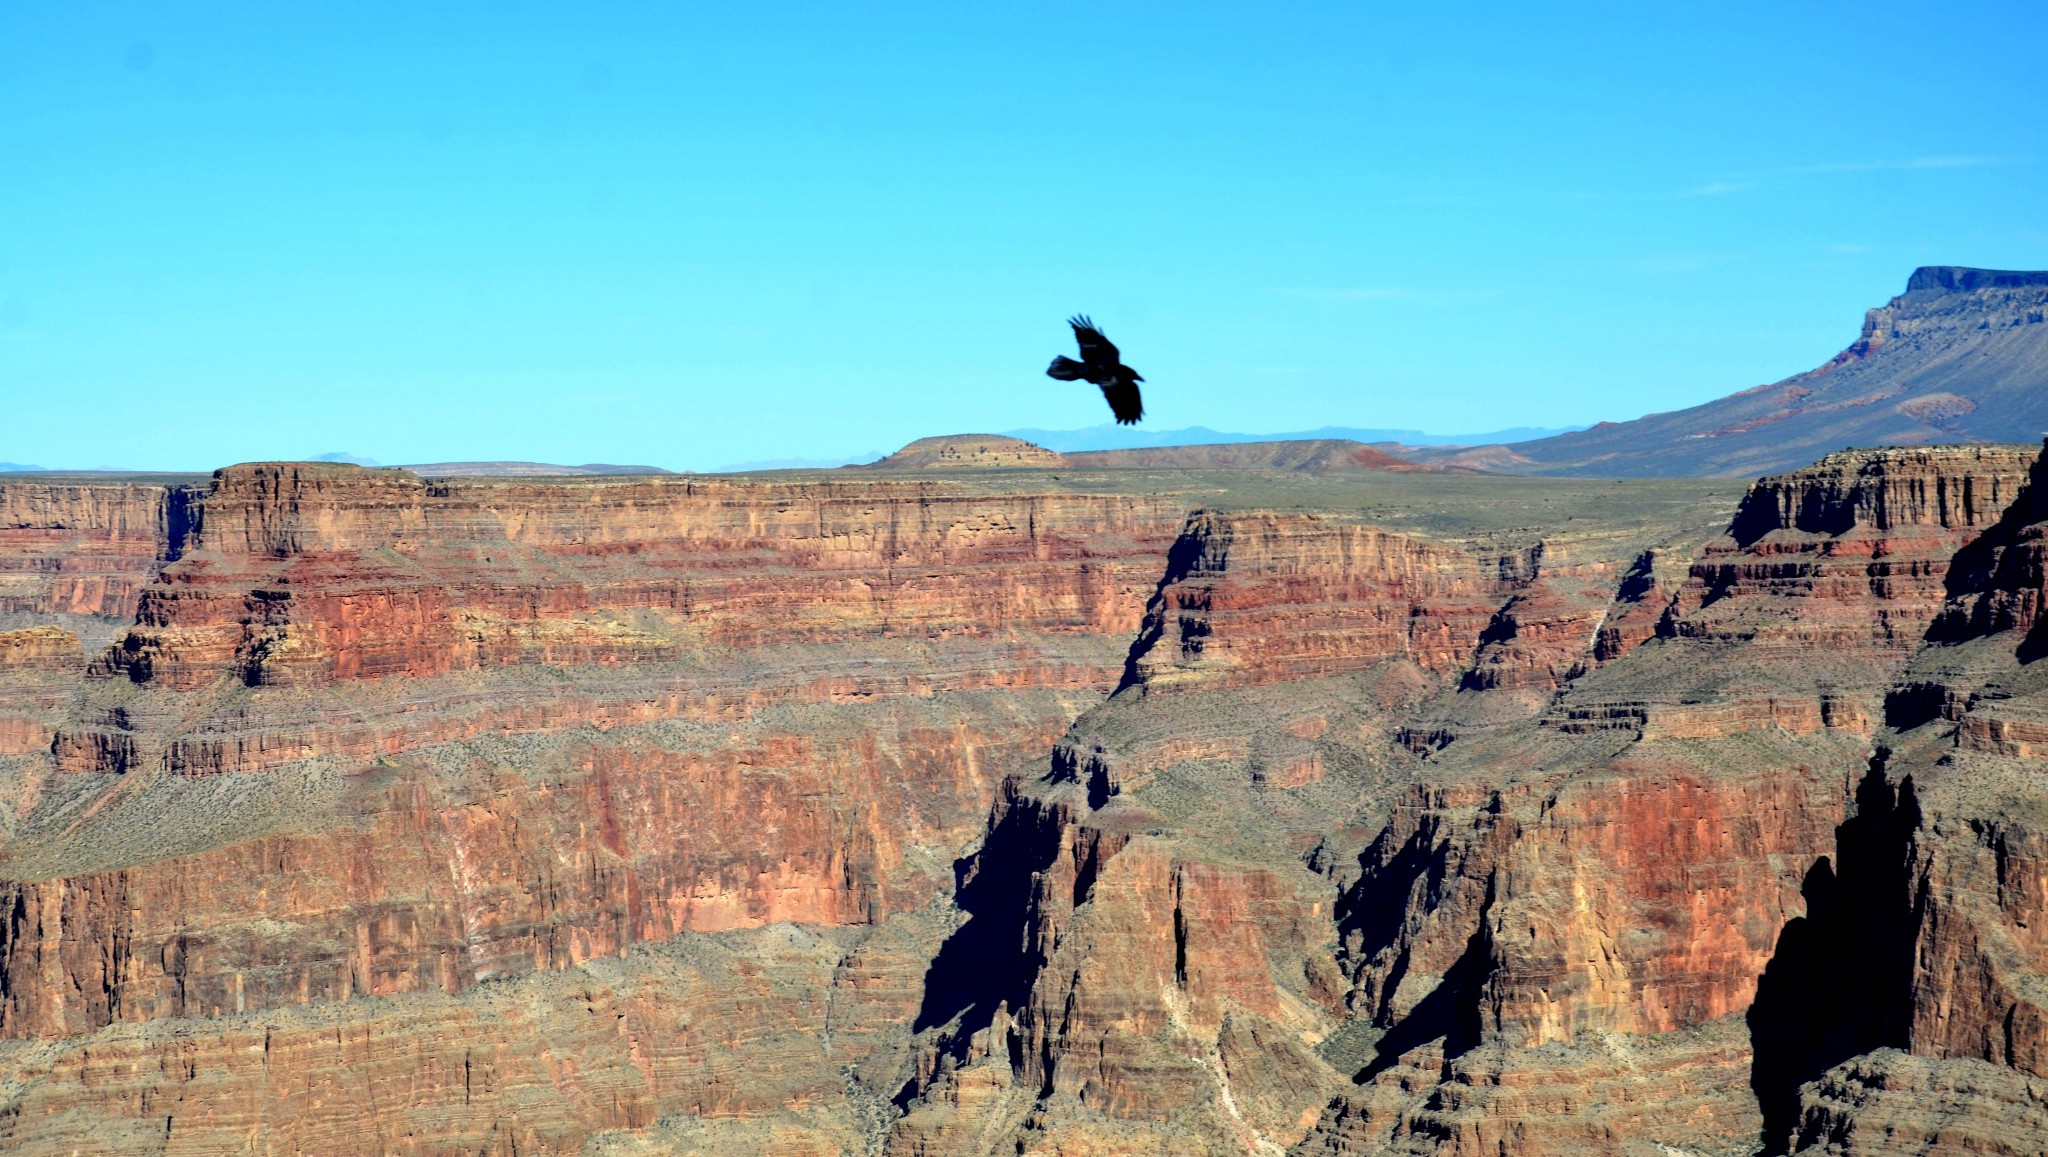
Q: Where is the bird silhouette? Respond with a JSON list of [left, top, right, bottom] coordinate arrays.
[[1046, 315, 1144, 424]]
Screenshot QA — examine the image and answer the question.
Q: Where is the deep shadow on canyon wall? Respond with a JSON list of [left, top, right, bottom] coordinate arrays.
[[1748, 762, 1921, 1151]]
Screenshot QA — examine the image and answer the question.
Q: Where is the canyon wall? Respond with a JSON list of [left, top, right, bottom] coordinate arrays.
[[2, 447, 2043, 1154], [1763, 443, 2048, 1155], [0, 463, 1194, 1152], [887, 444, 2046, 1156]]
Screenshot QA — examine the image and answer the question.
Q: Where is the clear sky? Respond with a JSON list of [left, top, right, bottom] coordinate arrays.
[[3, 2, 2043, 471]]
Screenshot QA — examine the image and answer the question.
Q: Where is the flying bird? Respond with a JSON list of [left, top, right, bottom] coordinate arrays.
[[1047, 315, 1145, 424]]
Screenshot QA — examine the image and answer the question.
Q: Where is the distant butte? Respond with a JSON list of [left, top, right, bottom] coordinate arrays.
[[864, 434, 1068, 469]]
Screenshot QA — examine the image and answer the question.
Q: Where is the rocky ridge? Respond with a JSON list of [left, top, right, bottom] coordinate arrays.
[[1417, 267, 2048, 478]]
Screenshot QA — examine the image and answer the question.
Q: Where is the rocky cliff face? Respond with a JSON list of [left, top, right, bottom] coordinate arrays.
[[884, 443, 2043, 1156], [0, 462, 1202, 1152], [0, 479, 194, 625], [1121, 510, 1502, 690], [1, 447, 2041, 1154], [1753, 441, 2048, 1155]]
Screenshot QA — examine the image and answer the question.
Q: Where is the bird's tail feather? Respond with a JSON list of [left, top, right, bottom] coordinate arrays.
[[1046, 356, 1087, 381]]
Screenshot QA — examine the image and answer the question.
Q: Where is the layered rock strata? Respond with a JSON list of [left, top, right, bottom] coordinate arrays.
[[0, 462, 1198, 1152], [886, 444, 2039, 1156], [7, 445, 2044, 1154], [1757, 443, 2048, 1154]]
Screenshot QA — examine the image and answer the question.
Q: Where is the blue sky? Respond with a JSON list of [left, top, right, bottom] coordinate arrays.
[[2, 2, 2042, 471]]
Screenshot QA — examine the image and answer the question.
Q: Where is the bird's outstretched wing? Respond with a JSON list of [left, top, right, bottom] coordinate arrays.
[[1100, 376, 1144, 425], [1069, 315, 1120, 368], [1046, 355, 1088, 381]]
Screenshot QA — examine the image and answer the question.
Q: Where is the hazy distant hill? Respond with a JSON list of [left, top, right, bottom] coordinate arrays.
[[1065, 439, 1427, 472], [1006, 423, 1582, 453], [402, 461, 673, 477], [1423, 267, 2048, 477], [851, 434, 1437, 474]]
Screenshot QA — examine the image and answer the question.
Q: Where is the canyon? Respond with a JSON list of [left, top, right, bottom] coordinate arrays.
[[0, 441, 2044, 1154]]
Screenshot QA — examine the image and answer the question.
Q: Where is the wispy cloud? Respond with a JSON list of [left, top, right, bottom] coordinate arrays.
[[1683, 180, 1752, 198], [1268, 286, 1419, 300], [1264, 286, 1496, 306], [1566, 254, 1729, 275], [1788, 155, 2008, 174], [1676, 155, 2015, 201]]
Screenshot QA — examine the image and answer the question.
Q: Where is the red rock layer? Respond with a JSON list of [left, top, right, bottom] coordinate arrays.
[[1300, 449, 2036, 1154], [1461, 534, 1654, 692], [0, 463, 1193, 1057], [0, 628, 83, 759], [1344, 758, 1847, 1053], [889, 763, 1347, 1156], [1927, 440, 2048, 645], [0, 480, 189, 620], [1671, 445, 2037, 651], [0, 715, 1041, 1039], [0, 918, 936, 1155], [12, 445, 2042, 1154], [1765, 443, 2048, 1152], [96, 463, 1180, 699], [1123, 510, 1502, 690]]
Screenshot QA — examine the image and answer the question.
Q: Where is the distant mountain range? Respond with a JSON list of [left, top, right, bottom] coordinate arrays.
[[323, 453, 673, 477], [1412, 266, 2048, 477], [1002, 423, 1584, 454], [401, 461, 672, 477]]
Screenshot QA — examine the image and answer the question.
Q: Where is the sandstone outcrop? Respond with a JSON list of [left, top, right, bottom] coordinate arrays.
[[879, 443, 2042, 1155], [1121, 510, 1502, 690], [0, 461, 1204, 1151]]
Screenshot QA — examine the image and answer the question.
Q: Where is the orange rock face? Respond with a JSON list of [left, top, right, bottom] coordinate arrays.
[[1123, 510, 1503, 689], [887, 445, 2043, 1156], [1674, 444, 2037, 652], [0, 480, 191, 621], [91, 464, 1179, 699]]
